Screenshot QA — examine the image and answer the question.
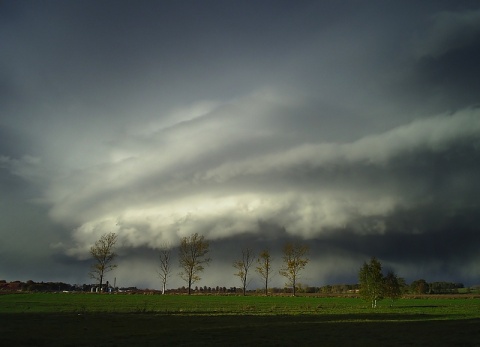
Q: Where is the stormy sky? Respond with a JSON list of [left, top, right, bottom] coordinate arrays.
[[1, 0, 480, 289]]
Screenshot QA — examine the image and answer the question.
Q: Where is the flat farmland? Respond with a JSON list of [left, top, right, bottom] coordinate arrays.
[[1, 293, 480, 346]]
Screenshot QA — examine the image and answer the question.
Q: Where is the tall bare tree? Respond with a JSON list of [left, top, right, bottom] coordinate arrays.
[[233, 247, 255, 296], [279, 242, 309, 296], [89, 232, 118, 292], [157, 243, 172, 294], [256, 249, 272, 296], [178, 233, 210, 295]]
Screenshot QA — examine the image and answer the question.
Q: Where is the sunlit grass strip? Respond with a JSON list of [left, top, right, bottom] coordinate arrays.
[[1, 293, 480, 319]]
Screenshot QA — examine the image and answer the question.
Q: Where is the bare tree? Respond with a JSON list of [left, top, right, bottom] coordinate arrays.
[[157, 243, 172, 294], [279, 242, 309, 296], [89, 232, 118, 292], [178, 233, 210, 295], [233, 247, 255, 296], [256, 249, 272, 296]]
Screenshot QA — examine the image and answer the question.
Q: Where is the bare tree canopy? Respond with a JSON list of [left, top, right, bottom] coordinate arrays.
[[89, 232, 118, 292], [256, 249, 272, 296], [178, 233, 210, 295], [158, 243, 172, 295], [233, 247, 255, 296], [279, 242, 309, 296]]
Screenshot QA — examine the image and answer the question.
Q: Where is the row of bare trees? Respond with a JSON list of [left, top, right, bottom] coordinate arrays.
[[236, 243, 310, 296], [89, 232, 310, 296], [87, 233, 445, 308]]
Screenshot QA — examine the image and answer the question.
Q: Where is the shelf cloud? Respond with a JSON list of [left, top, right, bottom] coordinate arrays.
[[1, 1, 480, 288]]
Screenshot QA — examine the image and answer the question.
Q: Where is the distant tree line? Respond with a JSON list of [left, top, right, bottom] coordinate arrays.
[[0, 278, 468, 296], [410, 279, 464, 294], [0, 280, 78, 292]]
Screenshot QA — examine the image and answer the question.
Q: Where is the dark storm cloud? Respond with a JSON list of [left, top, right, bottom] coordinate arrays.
[[1, 1, 480, 287], [393, 7, 480, 115], [412, 9, 480, 109]]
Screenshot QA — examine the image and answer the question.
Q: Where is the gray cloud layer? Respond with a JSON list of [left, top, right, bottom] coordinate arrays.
[[1, 1, 480, 288]]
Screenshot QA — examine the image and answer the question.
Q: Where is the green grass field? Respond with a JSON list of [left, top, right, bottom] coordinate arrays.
[[2, 293, 480, 346]]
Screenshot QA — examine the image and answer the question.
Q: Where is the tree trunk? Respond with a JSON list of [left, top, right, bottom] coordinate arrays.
[[99, 274, 103, 294], [243, 274, 247, 296]]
